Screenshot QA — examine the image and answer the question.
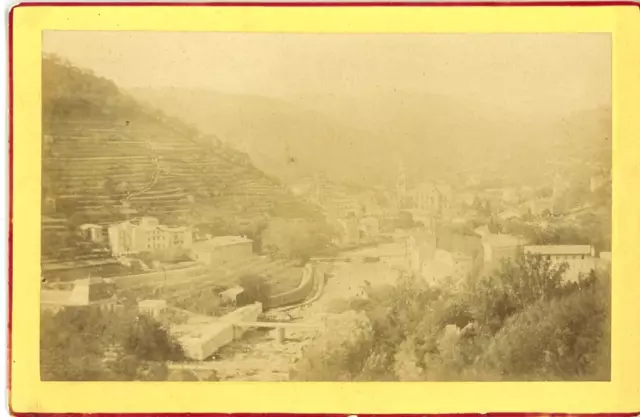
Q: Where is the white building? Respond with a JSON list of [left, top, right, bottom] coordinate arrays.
[[523, 245, 597, 282], [138, 299, 167, 319], [190, 236, 253, 266], [107, 217, 193, 256]]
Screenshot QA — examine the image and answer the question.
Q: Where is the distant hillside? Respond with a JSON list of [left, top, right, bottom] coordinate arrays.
[[131, 87, 611, 189], [42, 55, 322, 259], [130, 88, 396, 186]]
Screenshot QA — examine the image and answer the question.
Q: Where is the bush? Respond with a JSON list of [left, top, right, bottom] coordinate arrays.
[[261, 218, 334, 260], [238, 274, 272, 306], [475, 274, 609, 380], [290, 258, 610, 381], [40, 307, 184, 381]]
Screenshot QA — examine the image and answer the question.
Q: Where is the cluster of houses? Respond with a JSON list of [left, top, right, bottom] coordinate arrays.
[[404, 226, 611, 290], [454, 169, 611, 223]]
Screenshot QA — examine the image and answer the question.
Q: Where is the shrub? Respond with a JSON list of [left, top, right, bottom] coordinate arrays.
[[40, 307, 184, 381]]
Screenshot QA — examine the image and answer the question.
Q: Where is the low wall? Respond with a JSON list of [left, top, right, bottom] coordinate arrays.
[[266, 263, 315, 309], [112, 264, 205, 289]]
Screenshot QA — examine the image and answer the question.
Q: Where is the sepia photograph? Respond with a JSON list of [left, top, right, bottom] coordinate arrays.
[[39, 32, 611, 383]]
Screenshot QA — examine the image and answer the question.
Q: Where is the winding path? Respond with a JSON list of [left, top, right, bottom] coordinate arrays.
[[123, 139, 161, 202]]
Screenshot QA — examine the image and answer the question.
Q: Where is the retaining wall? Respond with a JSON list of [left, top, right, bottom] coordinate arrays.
[[175, 302, 263, 360], [266, 263, 316, 309], [112, 264, 205, 289], [219, 302, 263, 339]]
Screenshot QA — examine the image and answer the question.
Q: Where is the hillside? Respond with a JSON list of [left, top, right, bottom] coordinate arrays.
[[41, 56, 322, 262], [131, 88, 611, 189], [130, 88, 396, 186]]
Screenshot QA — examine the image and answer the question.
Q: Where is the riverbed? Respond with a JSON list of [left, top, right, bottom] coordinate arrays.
[[210, 241, 408, 381]]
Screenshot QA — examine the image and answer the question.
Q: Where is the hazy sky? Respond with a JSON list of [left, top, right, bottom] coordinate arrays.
[[43, 32, 610, 115]]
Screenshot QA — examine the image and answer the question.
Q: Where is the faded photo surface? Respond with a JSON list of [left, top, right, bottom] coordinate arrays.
[[40, 32, 611, 382]]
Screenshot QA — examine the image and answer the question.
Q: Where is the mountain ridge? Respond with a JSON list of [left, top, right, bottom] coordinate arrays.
[[130, 86, 611, 189]]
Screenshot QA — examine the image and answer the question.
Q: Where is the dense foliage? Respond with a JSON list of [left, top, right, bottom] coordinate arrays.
[[41, 307, 185, 381], [291, 255, 610, 381], [238, 274, 272, 306], [262, 218, 335, 261]]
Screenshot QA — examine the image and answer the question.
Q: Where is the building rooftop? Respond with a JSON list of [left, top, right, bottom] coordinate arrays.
[[524, 245, 593, 256]]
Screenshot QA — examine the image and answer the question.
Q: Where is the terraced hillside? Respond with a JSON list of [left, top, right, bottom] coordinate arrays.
[[42, 55, 323, 264]]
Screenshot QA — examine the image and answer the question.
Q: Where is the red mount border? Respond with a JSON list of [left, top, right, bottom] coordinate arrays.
[[7, 1, 640, 6]]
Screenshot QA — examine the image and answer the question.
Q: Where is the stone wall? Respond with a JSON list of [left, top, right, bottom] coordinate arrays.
[[266, 263, 315, 309]]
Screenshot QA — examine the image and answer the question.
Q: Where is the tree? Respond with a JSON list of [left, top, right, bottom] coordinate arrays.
[[290, 258, 609, 382], [261, 218, 334, 261], [396, 211, 415, 229], [470, 253, 568, 333], [40, 308, 108, 381], [289, 311, 375, 381], [238, 274, 272, 306], [41, 307, 184, 381], [475, 270, 610, 380]]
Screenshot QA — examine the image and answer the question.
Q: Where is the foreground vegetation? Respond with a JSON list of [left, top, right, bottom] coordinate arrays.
[[291, 254, 610, 381], [41, 307, 185, 381]]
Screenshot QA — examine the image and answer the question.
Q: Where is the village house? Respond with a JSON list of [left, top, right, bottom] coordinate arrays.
[[79, 223, 107, 244], [107, 217, 193, 256], [190, 236, 253, 266], [138, 299, 168, 319], [523, 245, 597, 282]]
